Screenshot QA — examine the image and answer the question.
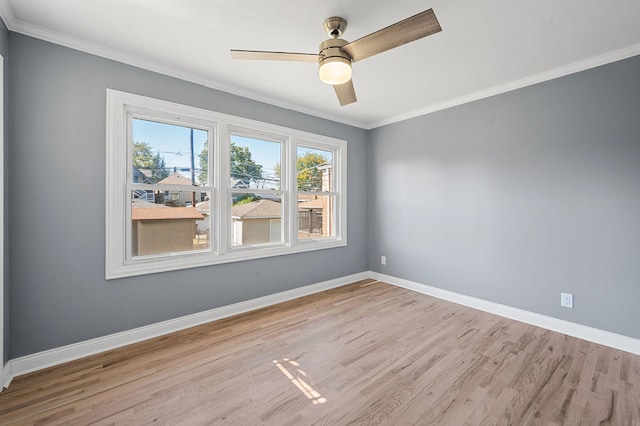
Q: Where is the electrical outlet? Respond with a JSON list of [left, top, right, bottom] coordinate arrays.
[[381, 256, 386, 265], [561, 293, 574, 309]]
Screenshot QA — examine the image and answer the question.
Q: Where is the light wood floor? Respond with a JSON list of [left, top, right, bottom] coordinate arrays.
[[1, 280, 639, 425]]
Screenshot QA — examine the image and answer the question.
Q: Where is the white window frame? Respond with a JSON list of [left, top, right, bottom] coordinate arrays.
[[294, 140, 342, 243], [125, 110, 216, 261], [106, 90, 347, 279], [226, 125, 288, 251]]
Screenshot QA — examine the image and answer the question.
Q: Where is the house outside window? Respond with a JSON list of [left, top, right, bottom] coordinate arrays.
[[296, 146, 337, 240], [106, 90, 347, 279]]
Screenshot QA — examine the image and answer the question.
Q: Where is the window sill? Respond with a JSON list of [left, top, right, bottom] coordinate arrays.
[[106, 239, 347, 280]]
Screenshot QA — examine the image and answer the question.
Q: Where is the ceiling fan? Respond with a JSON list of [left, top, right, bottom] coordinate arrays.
[[230, 9, 442, 106]]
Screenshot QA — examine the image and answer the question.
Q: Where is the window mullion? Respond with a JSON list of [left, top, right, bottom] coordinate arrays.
[[218, 124, 230, 255], [124, 111, 134, 262], [288, 139, 298, 246]]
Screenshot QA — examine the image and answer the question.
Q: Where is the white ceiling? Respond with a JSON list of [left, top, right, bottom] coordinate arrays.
[[1, 0, 640, 129]]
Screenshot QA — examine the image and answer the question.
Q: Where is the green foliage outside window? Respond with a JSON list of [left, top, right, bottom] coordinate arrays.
[[133, 141, 169, 183]]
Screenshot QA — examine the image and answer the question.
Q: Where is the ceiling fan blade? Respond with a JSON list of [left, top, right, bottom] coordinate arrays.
[[342, 9, 441, 63], [333, 80, 357, 106], [230, 50, 320, 62]]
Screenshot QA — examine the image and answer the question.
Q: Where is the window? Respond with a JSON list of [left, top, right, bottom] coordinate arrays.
[[106, 90, 347, 279], [228, 131, 283, 248], [129, 118, 212, 258], [296, 145, 337, 240]]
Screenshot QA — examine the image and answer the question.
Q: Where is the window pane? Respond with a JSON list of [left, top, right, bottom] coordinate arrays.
[[231, 194, 282, 247], [298, 195, 336, 239], [132, 118, 209, 186], [230, 135, 281, 189], [131, 191, 211, 256], [296, 146, 333, 192]]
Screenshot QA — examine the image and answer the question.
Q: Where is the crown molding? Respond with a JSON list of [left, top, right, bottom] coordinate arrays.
[[0, 9, 368, 130], [0, 0, 15, 29], [367, 42, 640, 129], [1, 4, 639, 131]]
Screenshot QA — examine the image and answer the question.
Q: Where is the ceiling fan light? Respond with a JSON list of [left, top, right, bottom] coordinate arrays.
[[319, 56, 352, 85]]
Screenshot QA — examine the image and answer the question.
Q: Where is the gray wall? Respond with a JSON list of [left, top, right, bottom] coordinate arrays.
[[369, 55, 640, 339], [5, 28, 640, 360], [8, 34, 368, 358], [0, 18, 8, 367]]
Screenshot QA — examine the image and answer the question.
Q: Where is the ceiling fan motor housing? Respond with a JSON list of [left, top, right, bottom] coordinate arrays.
[[319, 38, 351, 63], [318, 38, 352, 85]]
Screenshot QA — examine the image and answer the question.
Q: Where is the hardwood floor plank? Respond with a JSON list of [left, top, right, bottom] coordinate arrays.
[[1, 280, 639, 425]]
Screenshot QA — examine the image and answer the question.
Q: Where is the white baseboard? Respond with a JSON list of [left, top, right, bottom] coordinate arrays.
[[6, 271, 370, 384], [1, 361, 11, 391], [5, 269, 640, 390], [371, 271, 640, 356]]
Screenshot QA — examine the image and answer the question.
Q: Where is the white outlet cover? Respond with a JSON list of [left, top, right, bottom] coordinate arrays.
[[561, 293, 574, 308]]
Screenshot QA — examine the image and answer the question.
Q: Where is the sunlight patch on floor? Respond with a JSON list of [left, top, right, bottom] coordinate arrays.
[[273, 358, 327, 405]]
